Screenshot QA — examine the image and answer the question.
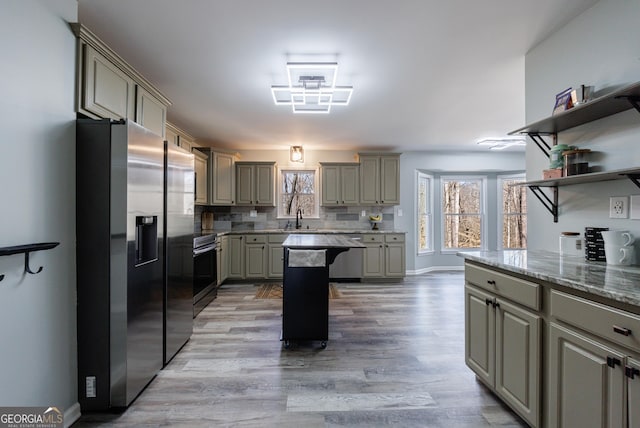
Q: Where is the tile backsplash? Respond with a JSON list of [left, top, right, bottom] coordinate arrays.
[[194, 205, 395, 232]]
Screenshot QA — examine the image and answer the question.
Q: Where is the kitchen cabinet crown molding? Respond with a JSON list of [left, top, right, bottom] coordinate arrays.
[[70, 22, 171, 108], [166, 122, 195, 143]]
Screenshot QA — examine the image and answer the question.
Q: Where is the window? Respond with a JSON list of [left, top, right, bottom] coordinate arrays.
[[277, 168, 319, 218], [499, 174, 527, 249], [441, 176, 486, 250], [417, 172, 433, 253]]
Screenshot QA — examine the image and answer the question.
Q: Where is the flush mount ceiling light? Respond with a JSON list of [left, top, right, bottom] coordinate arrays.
[[290, 146, 304, 162], [476, 137, 527, 150], [271, 62, 353, 114]]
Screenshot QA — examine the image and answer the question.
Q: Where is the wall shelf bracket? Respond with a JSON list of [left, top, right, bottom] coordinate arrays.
[[625, 174, 640, 189], [615, 95, 640, 114], [528, 186, 558, 223], [0, 242, 60, 282], [526, 133, 555, 158]]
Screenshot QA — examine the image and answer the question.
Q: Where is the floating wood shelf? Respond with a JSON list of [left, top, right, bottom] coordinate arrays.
[[509, 81, 640, 136], [0, 242, 60, 281], [516, 168, 640, 223]]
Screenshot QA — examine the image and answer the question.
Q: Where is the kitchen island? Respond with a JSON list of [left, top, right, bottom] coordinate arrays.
[[458, 250, 640, 428], [281, 234, 365, 349]]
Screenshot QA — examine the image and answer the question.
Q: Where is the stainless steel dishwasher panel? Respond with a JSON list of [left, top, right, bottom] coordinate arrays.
[[329, 235, 363, 280]]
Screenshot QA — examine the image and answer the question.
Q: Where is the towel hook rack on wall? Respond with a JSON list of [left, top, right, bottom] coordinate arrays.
[[0, 242, 60, 282]]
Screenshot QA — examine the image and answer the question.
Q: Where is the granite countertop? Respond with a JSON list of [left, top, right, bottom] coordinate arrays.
[[283, 234, 366, 249], [459, 250, 640, 307], [209, 229, 406, 236]]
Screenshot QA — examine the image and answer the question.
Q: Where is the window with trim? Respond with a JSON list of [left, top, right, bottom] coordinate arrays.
[[417, 172, 433, 253], [441, 176, 485, 250], [499, 174, 527, 249], [277, 168, 319, 219]]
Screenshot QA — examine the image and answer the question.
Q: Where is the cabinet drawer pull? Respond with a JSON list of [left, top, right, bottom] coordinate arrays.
[[607, 356, 621, 368], [613, 325, 632, 336], [485, 298, 492, 306], [487, 280, 496, 285], [625, 366, 640, 379]]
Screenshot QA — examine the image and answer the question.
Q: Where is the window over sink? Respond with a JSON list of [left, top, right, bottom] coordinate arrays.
[[277, 167, 319, 219]]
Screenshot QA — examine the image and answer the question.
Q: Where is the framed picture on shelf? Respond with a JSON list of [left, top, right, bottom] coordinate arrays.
[[552, 87, 573, 115]]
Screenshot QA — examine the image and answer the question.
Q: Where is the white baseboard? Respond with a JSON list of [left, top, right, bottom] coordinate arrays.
[[406, 265, 464, 275], [64, 402, 81, 428]]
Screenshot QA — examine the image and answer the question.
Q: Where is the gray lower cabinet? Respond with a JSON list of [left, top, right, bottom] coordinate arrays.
[[465, 284, 540, 427], [362, 234, 405, 278], [219, 235, 229, 284], [548, 290, 640, 428], [362, 235, 384, 278], [548, 323, 625, 428], [629, 358, 640, 428], [268, 234, 287, 279], [465, 261, 640, 428], [228, 235, 244, 279], [245, 235, 267, 279], [464, 263, 541, 427]]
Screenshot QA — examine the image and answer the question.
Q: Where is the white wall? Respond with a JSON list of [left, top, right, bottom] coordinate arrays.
[[397, 151, 525, 272], [525, 0, 640, 253], [0, 0, 78, 419]]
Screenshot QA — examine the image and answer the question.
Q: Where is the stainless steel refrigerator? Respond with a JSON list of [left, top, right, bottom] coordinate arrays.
[[76, 119, 166, 411], [163, 141, 194, 365]]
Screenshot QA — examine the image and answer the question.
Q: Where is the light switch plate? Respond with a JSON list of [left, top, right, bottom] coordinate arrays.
[[609, 196, 629, 219], [630, 195, 640, 220]]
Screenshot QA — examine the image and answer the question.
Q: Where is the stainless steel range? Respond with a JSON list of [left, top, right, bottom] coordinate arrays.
[[193, 233, 218, 315]]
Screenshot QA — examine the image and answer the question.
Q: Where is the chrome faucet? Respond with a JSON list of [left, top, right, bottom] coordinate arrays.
[[295, 208, 303, 229]]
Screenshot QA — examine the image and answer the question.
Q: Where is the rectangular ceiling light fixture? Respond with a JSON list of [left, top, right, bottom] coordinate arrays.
[[271, 62, 353, 114], [476, 137, 527, 150]]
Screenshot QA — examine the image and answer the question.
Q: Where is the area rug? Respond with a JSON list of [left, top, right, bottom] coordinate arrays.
[[255, 283, 341, 299]]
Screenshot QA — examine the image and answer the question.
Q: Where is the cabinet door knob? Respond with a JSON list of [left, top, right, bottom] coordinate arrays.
[[485, 298, 492, 306], [613, 325, 631, 336]]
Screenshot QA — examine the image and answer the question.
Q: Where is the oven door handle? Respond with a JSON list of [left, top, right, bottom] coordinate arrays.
[[193, 244, 218, 256]]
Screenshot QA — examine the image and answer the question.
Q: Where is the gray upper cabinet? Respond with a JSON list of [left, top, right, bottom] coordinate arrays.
[[72, 23, 170, 134], [321, 163, 359, 206], [135, 86, 166, 138], [81, 44, 135, 121], [359, 154, 400, 205], [193, 149, 208, 206], [235, 162, 275, 206], [165, 122, 196, 150], [165, 123, 179, 146], [211, 151, 236, 205]]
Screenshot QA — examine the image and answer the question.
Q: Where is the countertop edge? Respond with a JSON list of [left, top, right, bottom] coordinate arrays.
[[458, 250, 640, 307]]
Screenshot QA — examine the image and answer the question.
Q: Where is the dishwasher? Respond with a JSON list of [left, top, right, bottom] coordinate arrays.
[[329, 235, 363, 281]]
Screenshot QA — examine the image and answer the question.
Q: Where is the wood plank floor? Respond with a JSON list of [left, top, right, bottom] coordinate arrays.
[[75, 272, 526, 427]]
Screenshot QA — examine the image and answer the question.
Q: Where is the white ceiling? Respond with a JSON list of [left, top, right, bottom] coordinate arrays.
[[77, 0, 598, 152]]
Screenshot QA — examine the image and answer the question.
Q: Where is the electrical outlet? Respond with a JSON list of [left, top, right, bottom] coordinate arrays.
[[249, 209, 257, 218], [361, 210, 366, 217], [86, 376, 96, 398], [609, 196, 629, 219]]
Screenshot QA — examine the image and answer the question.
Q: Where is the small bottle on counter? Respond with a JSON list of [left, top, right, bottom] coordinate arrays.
[[559, 232, 582, 256]]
